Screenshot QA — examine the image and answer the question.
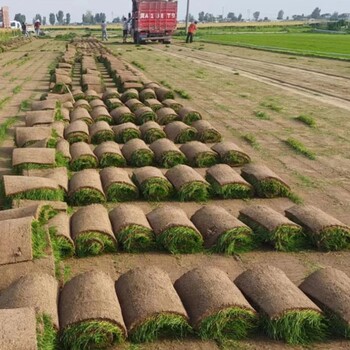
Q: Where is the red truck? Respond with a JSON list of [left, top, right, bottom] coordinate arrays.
[[131, 0, 178, 44]]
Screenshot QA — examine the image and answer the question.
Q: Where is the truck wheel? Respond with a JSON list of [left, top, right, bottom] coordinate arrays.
[[164, 40, 171, 45]]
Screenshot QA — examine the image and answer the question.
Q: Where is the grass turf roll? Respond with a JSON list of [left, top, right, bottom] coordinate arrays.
[[150, 139, 187, 168], [56, 139, 71, 163], [59, 271, 126, 349], [109, 205, 155, 252], [70, 108, 93, 125], [156, 107, 179, 125], [134, 106, 157, 125], [73, 99, 92, 111], [165, 165, 210, 202], [15, 126, 52, 148], [113, 122, 141, 144], [140, 121, 166, 144], [162, 99, 184, 113], [140, 88, 157, 102], [239, 205, 307, 252], [147, 206, 203, 254], [180, 141, 219, 168], [103, 88, 120, 101], [175, 267, 257, 341], [94, 141, 126, 168], [90, 121, 115, 145], [241, 163, 291, 198], [121, 88, 139, 103], [132, 167, 173, 201], [178, 106, 202, 125], [110, 106, 135, 124], [70, 142, 98, 171], [116, 267, 191, 342], [122, 139, 154, 167], [285, 205, 350, 251], [212, 141, 251, 167], [155, 87, 175, 101], [144, 98, 163, 112], [90, 106, 112, 124], [164, 121, 197, 144], [89, 99, 106, 110], [192, 120, 222, 143], [64, 121, 89, 144], [105, 98, 123, 111], [235, 264, 326, 345], [71, 204, 117, 257], [100, 167, 139, 202], [125, 98, 145, 113], [191, 205, 255, 254], [206, 164, 253, 199]]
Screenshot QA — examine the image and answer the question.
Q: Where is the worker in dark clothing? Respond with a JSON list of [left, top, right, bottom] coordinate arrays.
[[186, 21, 197, 43]]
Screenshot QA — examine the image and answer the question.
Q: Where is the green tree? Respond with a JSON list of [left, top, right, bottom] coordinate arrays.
[[277, 10, 284, 20], [198, 11, 205, 22], [237, 13, 243, 21], [310, 7, 321, 19], [65, 13, 71, 25], [34, 14, 42, 23], [227, 12, 237, 21], [49, 13, 55, 25], [14, 13, 26, 23], [56, 10, 64, 25], [42, 16, 46, 25], [188, 13, 195, 22], [82, 11, 94, 24], [253, 11, 260, 21]]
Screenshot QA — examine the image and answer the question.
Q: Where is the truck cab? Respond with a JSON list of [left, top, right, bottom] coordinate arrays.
[[10, 20, 21, 30], [131, 0, 178, 44]]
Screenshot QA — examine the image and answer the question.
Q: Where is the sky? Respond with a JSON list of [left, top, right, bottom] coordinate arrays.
[[3, 0, 350, 22]]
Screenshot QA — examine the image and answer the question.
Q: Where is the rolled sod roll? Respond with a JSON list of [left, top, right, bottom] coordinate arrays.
[[15, 126, 52, 147], [122, 139, 154, 167], [0, 203, 48, 222], [150, 138, 186, 168], [175, 267, 257, 340], [285, 205, 350, 251], [156, 107, 179, 125], [25, 110, 55, 127], [103, 88, 120, 101], [70, 142, 98, 171], [144, 81, 160, 89], [0, 308, 38, 350], [12, 148, 56, 173], [191, 205, 254, 254], [139, 88, 157, 102], [235, 265, 326, 344], [180, 141, 219, 168], [162, 99, 184, 113], [299, 267, 350, 339], [82, 76, 101, 92], [164, 121, 197, 144], [90, 121, 115, 145], [90, 106, 112, 124], [68, 169, 106, 206], [71, 204, 117, 257], [85, 89, 101, 101], [239, 205, 306, 252], [56, 138, 71, 162], [192, 120, 222, 143], [52, 121, 65, 139], [72, 88, 85, 101], [206, 164, 253, 199], [178, 106, 202, 125], [3, 175, 65, 203], [59, 271, 126, 349], [241, 163, 291, 198], [70, 107, 93, 125], [32, 100, 56, 111], [100, 167, 139, 202], [89, 99, 106, 110], [147, 206, 203, 253], [212, 141, 251, 167], [73, 99, 92, 112], [116, 267, 191, 342], [110, 106, 135, 124], [48, 212, 75, 258], [155, 87, 175, 101], [140, 121, 166, 144], [113, 122, 140, 144], [105, 98, 123, 112], [134, 106, 157, 125], [0, 273, 59, 328], [109, 205, 155, 252], [144, 98, 163, 112], [12, 200, 67, 213], [121, 88, 139, 103], [64, 120, 89, 144], [166, 164, 210, 202], [132, 166, 173, 201], [125, 98, 145, 113], [94, 141, 126, 168], [56, 107, 70, 123]]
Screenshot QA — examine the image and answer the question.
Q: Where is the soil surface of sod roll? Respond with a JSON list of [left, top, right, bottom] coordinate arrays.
[[59, 270, 127, 350], [241, 163, 290, 198], [156, 107, 179, 125], [90, 106, 112, 123], [32, 100, 56, 111], [70, 108, 93, 125], [0, 272, 59, 328], [178, 106, 202, 125], [56, 139, 71, 161], [93, 141, 126, 168], [132, 166, 173, 201], [100, 167, 139, 202], [165, 165, 210, 202], [89, 99, 106, 110], [122, 139, 154, 167], [147, 206, 203, 253], [191, 205, 254, 254], [164, 121, 197, 144], [12, 148, 56, 172], [239, 205, 305, 251], [70, 204, 117, 257], [125, 98, 145, 112], [0, 307, 38, 350], [116, 266, 190, 343], [180, 141, 219, 168], [25, 110, 55, 127], [74, 99, 91, 111], [109, 204, 155, 252], [113, 122, 141, 144], [70, 142, 97, 171], [89, 120, 115, 144], [140, 121, 166, 144], [110, 106, 135, 124], [68, 169, 105, 206], [174, 266, 257, 340], [150, 138, 187, 168], [64, 120, 89, 144], [235, 264, 326, 344], [0, 204, 43, 221], [285, 205, 350, 251], [192, 120, 222, 143], [299, 267, 350, 338], [155, 87, 175, 101], [15, 126, 52, 147], [206, 164, 253, 199]]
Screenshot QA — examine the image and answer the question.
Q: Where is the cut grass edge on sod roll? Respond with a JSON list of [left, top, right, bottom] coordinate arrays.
[[75, 232, 116, 257], [49, 226, 75, 259], [70, 156, 98, 172], [178, 182, 210, 202], [118, 225, 156, 253], [312, 226, 350, 252], [105, 183, 139, 202], [130, 150, 154, 167], [143, 129, 166, 144], [32, 220, 49, 259], [221, 151, 251, 167], [160, 151, 187, 168], [91, 131, 115, 145], [194, 153, 219, 168], [36, 314, 58, 350], [66, 132, 89, 145], [99, 153, 126, 168], [176, 129, 197, 144], [138, 178, 173, 201], [115, 129, 140, 144], [68, 189, 105, 206]]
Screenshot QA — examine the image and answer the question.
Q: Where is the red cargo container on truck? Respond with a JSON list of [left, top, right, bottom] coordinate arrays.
[[0, 6, 10, 28], [131, 0, 178, 44]]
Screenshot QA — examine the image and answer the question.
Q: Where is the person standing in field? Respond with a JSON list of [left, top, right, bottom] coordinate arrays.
[[101, 21, 108, 41], [21, 22, 28, 37], [122, 17, 128, 43], [34, 19, 40, 36], [186, 21, 198, 43]]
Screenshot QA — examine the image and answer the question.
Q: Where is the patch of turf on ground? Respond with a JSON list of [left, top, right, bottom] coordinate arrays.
[[286, 138, 316, 160], [32, 220, 49, 259], [295, 114, 316, 127], [36, 314, 58, 350]]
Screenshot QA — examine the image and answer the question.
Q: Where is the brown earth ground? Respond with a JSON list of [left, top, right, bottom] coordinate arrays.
[[0, 38, 350, 349]]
